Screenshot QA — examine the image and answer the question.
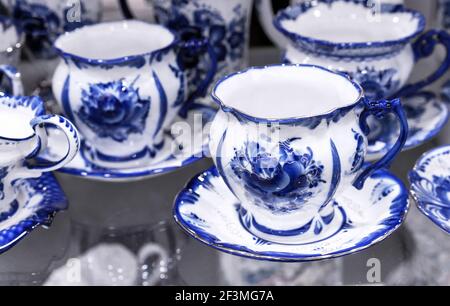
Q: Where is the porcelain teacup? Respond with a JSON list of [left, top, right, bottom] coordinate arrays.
[[52, 21, 217, 169], [0, 16, 24, 95], [256, 0, 404, 49], [209, 64, 408, 244], [0, 95, 79, 218], [274, 0, 450, 100]]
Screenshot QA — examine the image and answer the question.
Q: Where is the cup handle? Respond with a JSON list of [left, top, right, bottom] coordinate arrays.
[[353, 98, 408, 190], [25, 114, 80, 173], [178, 37, 218, 117], [0, 65, 23, 96], [137, 243, 169, 286], [393, 29, 450, 98], [118, 0, 134, 19]]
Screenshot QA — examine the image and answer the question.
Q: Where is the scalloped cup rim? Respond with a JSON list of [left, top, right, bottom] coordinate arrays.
[[53, 20, 179, 66], [211, 64, 364, 124], [273, 1, 426, 52]]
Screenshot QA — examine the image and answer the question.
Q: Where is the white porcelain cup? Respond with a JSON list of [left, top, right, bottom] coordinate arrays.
[[209, 64, 408, 244], [274, 0, 450, 101], [256, 0, 405, 49], [52, 21, 216, 169]]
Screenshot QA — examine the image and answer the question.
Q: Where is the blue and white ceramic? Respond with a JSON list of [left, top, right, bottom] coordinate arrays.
[[120, 0, 252, 98], [52, 21, 216, 170], [1, 0, 102, 59], [409, 145, 450, 234], [209, 64, 408, 244], [0, 95, 78, 223], [367, 92, 449, 161], [274, 0, 450, 101], [256, 0, 404, 49], [173, 165, 409, 261], [0, 172, 67, 254], [0, 16, 24, 95], [41, 103, 216, 182]]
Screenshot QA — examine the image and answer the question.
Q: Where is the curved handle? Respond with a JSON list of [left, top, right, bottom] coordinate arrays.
[[0, 65, 23, 96], [393, 29, 450, 98], [137, 243, 169, 286], [118, 0, 134, 19], [178, 37, 218, 117], [255, 0, 290, 49], [353, 98, 408, 190], [27, 114, 80, 173]]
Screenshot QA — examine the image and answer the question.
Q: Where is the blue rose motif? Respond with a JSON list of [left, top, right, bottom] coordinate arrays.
[[230, 139, 326, 214], [77, 79, 151, 142], [433, 176, 450, 205], [349, 67, 400, 100], [13, 0, 60, 56]]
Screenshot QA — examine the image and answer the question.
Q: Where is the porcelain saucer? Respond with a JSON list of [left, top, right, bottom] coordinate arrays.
[[367, 92, 448, 161], [173, 166, 410, 262], [41, 104, 216, 182], [0, 173, 67, 254], [409, 145, 450, 234]]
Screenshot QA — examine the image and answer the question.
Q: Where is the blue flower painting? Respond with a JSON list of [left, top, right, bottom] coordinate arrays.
[[230, 139, 326, 214], [78, 79, 151, 142]]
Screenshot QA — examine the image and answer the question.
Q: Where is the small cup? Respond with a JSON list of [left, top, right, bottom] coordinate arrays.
[[274, 1, 450, 100], [209, 64, 408, 244], [52, 21, 217, 169], [0, 16, 24, 96], [0, 95, 79, 217]]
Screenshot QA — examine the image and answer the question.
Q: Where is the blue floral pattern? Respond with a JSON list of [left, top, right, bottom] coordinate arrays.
[[349, 129, 365, 174], [230, 139, 326, 214], [154, 0, 248, 89], [11, 0, 97, 57], [345, 67, 400, 100], [12, 0, 60, 56], [77, 79, 151, 142], [409, 146, 450, 233]]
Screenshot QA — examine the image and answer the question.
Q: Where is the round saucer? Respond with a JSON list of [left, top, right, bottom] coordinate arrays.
[[0, 173, 67, 254], [42, 104, 216, 182], [367, 92, 448, 161], [409, 145, 450, 234], [173, 166, 409, 262]]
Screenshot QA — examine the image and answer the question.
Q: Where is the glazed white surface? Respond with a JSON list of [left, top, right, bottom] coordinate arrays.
[[54, 21, 175, 60], [175, 166, 409, 260], [214, 65, 360, 119], [282, 1, 419, 43]]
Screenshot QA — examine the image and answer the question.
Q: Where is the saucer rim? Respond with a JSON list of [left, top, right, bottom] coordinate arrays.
[[0, 173, 68, 254], [173, 166, 410, 262], [51, 104, 215, 182], [409, 144, 450, 235]]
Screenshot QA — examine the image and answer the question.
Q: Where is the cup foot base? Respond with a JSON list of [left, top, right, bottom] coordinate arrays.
[[239, 203, 347, 245]]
